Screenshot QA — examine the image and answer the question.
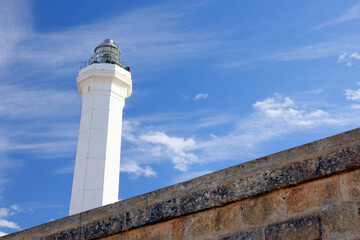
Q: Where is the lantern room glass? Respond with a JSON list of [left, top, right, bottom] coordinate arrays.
[[93, 39, 121, 64], [95, 46, 120, 63]]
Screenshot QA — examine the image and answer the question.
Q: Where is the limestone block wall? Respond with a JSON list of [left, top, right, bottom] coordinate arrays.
[[2, 128, 360, 240]]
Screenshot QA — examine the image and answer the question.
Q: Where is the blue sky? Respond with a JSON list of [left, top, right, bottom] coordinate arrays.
[[1, 0, 360, 235]]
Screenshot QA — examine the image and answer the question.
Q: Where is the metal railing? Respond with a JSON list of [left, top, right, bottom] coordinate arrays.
[[80, 56, 127, 70]]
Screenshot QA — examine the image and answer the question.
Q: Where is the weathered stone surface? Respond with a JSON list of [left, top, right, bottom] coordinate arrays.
[[187, 211, 216, 240], [42, 226, 82, 240], [187, 202, 242, 239], [2, 128, 360, 240], [321, 203, 358, 238], [79, 198, 179, 239], [102, 221, 171, 240], [264, 215, 322, 240], [102, 233, 128, 240], [213, 202, 242, 232], [356, 201, 360, 232], [219, 229, 263, 240], [345, 234, 360, 240], [169, 218, 186, 240], [286, 176, 340, 214], [340, 169, 360, 202], [240, 191, 285, 226], [128, 222, 170, 240]]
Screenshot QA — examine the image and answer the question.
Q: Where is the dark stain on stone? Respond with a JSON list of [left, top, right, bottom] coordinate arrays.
[[265, 215, 322, 240], [220, 229, 262, 240]]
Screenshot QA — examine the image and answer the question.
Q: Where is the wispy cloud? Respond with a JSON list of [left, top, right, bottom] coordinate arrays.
[[0, 205, 20, 218], [312, 3, 360, 31], [1, 1, 217, 79], [121, 91, 353, 173], [120, 162, 157, 179], [310, 89, 323, 94], [180, 94, 190, 100], [194, 93, 208, 100], [196, 114, 233, 128], [0, 205, 22, 234], [338, 52, 360, 67], [345, 88, 360, 100], [0, 0, 31, 68], [344, 84, 360, 108], [0, 85, 80, 119], [221, 35, 360, 68], [252, 95, 334, 127], [0, 84, 79, 159], [351, 104, 360, 109], [140, 132, 198, 171], [52, 165, 74, 175], [0, 84, 79, 194], [0, 219, 20, 230]]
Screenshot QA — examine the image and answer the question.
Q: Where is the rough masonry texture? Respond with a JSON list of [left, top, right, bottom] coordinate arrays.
[[2, 128, 360, 239]]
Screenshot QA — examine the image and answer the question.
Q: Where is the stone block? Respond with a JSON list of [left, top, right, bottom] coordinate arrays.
[[321, 203, 357, 238], [286, 176, 340, 214], [128, 222, 170, 240], [354, 201, 360, 232], [219, 229, 263, 240], [170, 218, 186, 240], [264, 215, 321, 240], [187, 211, 217, 240], [101, 232, 129, 240], [213, 202, 242, 232], [344, 234, 360, 240], [340, 169, 360, 202], [187, 201, 243, 239], [240, 191, 285, 226]]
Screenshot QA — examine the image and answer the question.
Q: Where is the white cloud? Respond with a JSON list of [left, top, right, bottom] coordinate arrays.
[[344, 85, 360, 111], [0, 219, 20, 230], [351, 104, 360, 109], [345, 88, 360, 101], [10, 205, 20, 212], [121, 93, 348, 173], [0, 205, 21, 232], [0, 205, 21, 218], [194, 93, 208, 100], [338, 52, 360, 67], [252, 95, 332, 127], [122, 121, 202, 172], [0, 231, 7, 236], [120, 162, 157, 179], [140, 132, 198, 171], [0, 209, 10, 218], [310, 89, 323, 94]]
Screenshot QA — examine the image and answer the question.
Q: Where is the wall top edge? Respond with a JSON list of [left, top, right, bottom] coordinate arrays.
[[3, 127, 360, 240]]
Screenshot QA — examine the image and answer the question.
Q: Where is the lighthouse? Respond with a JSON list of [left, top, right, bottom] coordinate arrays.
[[69, 39, 132, 215]]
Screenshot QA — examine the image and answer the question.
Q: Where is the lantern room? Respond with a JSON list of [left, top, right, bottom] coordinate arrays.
[[94, 39, 121, 64]]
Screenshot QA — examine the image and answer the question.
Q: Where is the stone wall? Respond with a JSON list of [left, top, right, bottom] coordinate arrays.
[[2, 128, 360, 240]]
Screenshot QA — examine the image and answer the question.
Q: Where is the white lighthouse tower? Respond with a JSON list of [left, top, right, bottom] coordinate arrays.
[[69, 39, 132, 215]]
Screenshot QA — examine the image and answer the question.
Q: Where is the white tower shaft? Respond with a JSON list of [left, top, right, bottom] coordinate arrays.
[[69, 63, 132, 215]]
